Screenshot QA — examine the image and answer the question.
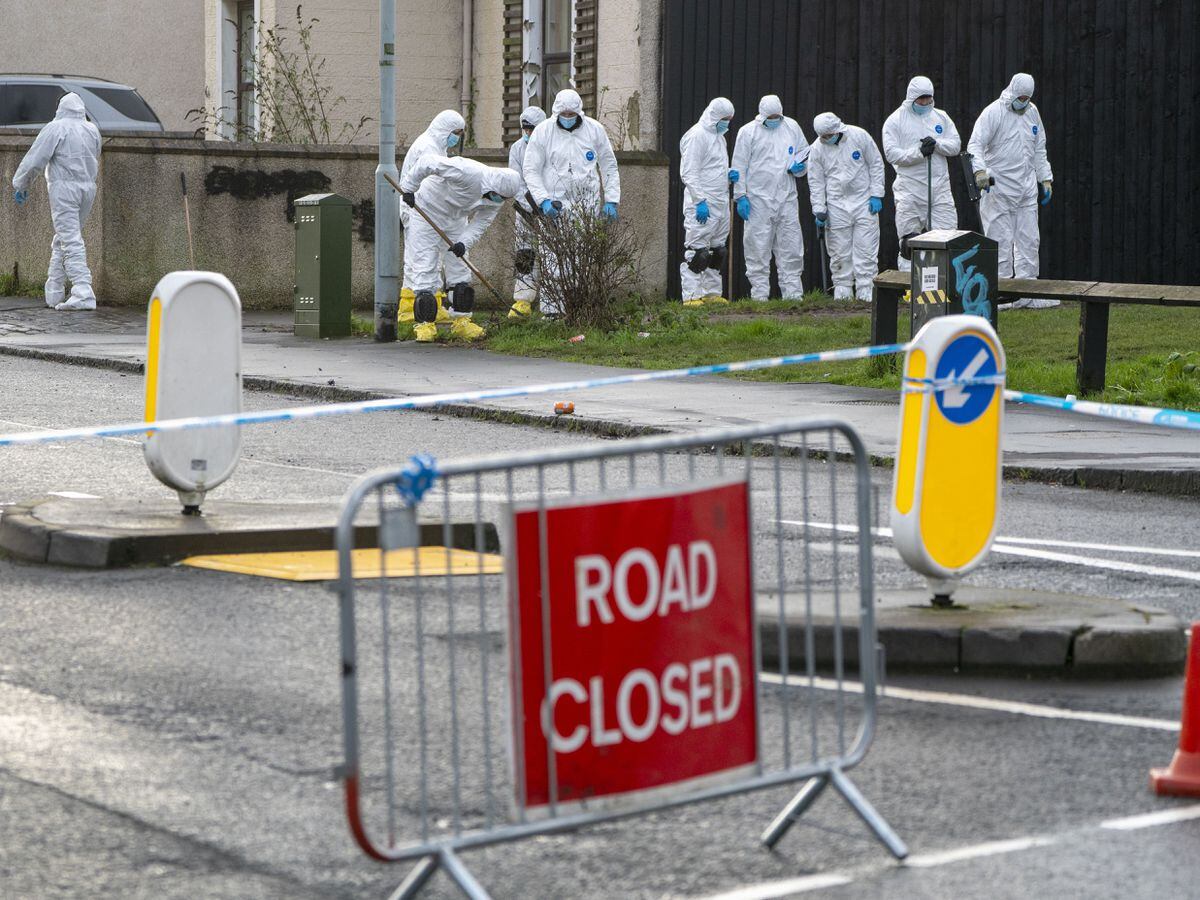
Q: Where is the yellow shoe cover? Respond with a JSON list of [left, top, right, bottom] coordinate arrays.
[[413, 322, 438, 343], [399, 288, 415, 323], [702, 295, 731, 305], [435, 291, 451, 323], [508, 300, 533, 319], [449, 316, 486, 341], [682, 299, 705, 307]]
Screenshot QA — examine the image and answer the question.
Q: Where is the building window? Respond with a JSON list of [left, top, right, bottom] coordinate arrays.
[[541, 0, 573, 108], [511, 0, 594, 141], [235, 1, 256, 135]]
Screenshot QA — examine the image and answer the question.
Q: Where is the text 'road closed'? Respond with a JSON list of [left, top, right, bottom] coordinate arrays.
[[509, 480, 757, 812]]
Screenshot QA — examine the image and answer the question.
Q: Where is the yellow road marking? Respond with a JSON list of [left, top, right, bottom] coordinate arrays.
[[180, 546, 503, 582]]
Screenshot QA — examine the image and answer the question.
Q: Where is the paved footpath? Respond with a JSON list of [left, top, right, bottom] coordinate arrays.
[[1, 298, 1197, 490]]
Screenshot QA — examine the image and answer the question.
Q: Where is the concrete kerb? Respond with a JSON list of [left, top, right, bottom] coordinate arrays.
[[757, 587, 1188, 677], [0, 496, 500, 569], [0, 342, 1197, 496]]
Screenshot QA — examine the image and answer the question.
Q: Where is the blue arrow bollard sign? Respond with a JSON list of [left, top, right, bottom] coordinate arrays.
[[934, 333, 998, 425]]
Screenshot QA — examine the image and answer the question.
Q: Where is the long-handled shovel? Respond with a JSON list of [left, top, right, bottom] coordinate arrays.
[[727, 185, 736, 301], [818, 223, 830, 294], [925, 153, 933, 232], [382, 172, 506, 304], [181, 173, 196, 269]]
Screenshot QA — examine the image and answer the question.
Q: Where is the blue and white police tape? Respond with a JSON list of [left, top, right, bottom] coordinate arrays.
[[906, 373, 1199, 432], [1005, 390, 1200, 432], [0, 342, 910, 448], [901, 373, 1008, 395]]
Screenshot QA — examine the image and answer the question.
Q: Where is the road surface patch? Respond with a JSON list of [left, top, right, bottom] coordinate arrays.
[[181, 546, 503, 581]]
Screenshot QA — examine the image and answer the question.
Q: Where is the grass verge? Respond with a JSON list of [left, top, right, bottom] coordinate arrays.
[[480, 293, 1200, 410], [0, 272, 44, 298]]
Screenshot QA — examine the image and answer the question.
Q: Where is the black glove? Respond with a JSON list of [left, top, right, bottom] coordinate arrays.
[[402, 191, 416, 207], [920, 136, 936, 158], [449, 241, 466, 258]]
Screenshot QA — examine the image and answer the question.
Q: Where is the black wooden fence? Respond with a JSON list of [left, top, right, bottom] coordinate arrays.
[[661, 0, 1199, 299]]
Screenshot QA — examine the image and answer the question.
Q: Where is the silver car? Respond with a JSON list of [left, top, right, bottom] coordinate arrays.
[[0, 74, 163, 133]]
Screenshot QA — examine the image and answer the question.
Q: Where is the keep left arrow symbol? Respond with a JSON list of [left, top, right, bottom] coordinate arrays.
[[942, 348, 989, 409]]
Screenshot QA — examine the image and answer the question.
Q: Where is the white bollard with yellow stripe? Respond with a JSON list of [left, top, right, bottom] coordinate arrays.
[[891, 314, 1005, 602], [143, 272, 243, 513]]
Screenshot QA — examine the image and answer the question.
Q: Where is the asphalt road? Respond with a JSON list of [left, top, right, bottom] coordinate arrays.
[[1, 354, 1197, 899]]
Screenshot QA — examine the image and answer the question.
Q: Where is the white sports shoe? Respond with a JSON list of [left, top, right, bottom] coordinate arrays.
[[55, 297, 97, 311]]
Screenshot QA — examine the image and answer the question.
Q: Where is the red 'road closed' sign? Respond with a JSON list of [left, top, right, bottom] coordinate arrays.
[[507, 479, 757, 813]]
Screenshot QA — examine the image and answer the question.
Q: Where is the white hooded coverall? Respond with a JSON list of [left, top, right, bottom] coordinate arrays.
[[967, 74, 1052, 281], [509, 105, 547, 303], [523, 89, 620, 213], [400, 157, 522, 302], [523, 89, 620, 315], [678, 97, 735, 300], [730, 95, 809, 300], [399, 109, 466, 289], [882, 76, 962, 270], [807, 114, 885, 300], [12, 93, 101, 308]]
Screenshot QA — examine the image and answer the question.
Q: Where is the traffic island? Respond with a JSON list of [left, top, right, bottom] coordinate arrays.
[[758, 585, 1188, 677], [0, 495, 497, 569]]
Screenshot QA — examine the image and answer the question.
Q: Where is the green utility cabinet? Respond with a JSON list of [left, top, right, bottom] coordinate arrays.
[[294, 193, 352, 338]]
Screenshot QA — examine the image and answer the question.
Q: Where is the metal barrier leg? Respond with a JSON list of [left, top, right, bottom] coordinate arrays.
[[828, 767, 909, 860], [388, 856, 440, 900], [761, 773, 830, 849], [439, 848, 491, 899]]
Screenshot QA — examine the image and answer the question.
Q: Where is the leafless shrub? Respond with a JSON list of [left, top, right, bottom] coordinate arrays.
[[187, 5, 370, 145], [523, 184, 644, 329]]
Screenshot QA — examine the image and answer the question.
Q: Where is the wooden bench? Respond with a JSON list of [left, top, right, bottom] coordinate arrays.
[[871, 270, 1200, 394]]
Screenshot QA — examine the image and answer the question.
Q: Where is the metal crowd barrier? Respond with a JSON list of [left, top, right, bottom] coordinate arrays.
[[335, 419, 907, 898]]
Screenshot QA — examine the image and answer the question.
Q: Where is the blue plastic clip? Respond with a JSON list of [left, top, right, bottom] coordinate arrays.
[[394, 453, 439, 506]]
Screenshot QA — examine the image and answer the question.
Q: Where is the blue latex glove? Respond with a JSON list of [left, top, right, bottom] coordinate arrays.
[[728, 168, 740, 183], [540, 198, 560, 219], [601, 202, 618, 221], [736, 196, 751, 220], [788, 161, 806, 176], [695, 200, 710, 224], [13, 189, 26, 206], [814, 211, 828, 229], [868, 196, 883, 215], [1040, 181, 1052, 206]]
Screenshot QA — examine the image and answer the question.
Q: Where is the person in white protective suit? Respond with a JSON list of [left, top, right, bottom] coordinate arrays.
[[807, 112, 885, 302], [730, 95, 809, 301], [399, 109, 467, 323], [522, 88, 620, 316], [678, 97, 736, 304], [968, 73, 1056, 309], [399, 157, 522, 342], [524, 89, 620, 215], [12, 93, 101, 310], [882, 76, 962, 271], [506, 105, 547, 320]]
